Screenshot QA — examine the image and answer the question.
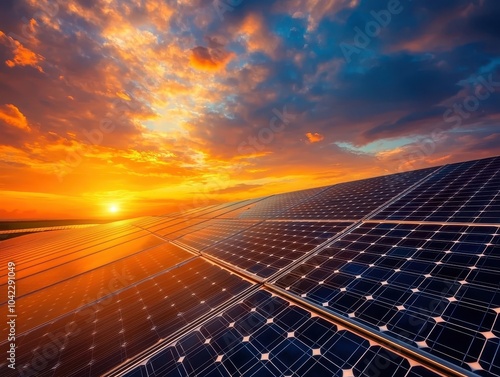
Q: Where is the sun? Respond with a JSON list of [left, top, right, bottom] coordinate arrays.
[[108, 204, 120, 214]]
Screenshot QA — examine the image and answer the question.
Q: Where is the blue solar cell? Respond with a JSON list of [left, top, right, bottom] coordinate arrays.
[[373, 155, 500, 223], [123, 290, 441, 377], [275, 221, 500, 374]]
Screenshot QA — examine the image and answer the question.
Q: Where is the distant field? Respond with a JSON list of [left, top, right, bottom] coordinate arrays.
[[0, 219, 110, 231], [0, 219, 110, 241]]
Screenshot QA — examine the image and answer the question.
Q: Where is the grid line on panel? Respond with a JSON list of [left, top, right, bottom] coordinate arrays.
[[4, 243, 197, 334], [171, 239, 267, 285], [220, 186, 332, 220], [117, 288, 461, 377], [181, 198, 271, 220], [198, 198, 271, 219], [263, 221, 363, 283], [199, 221, 355, 278], [0, 224, 98, 235], [1, 258, 254, 377], [201, 253, 267, 284], [364, 219, 500, 228], [174, 219, 264, 252], [4, 253, 200, 339], [133, 223, 201, 256], [262, 285, 475, 377], [103, 286, 263, 377], [0, 223, 141, 267], [138, 217, 210, 237], [173, 219, 268, 254], [11, 232, 163, 279], [264, 166, 443, 288], [157, 219, 222, 240], [1, 235, 168, 300], [271, 221, 500, 375], [276, 167, 439, 220], [361, 166, 445, 222], [372, 156, 500, 224]]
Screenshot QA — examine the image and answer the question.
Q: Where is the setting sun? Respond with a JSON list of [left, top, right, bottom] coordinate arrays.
[[108, 204, 120, 214]]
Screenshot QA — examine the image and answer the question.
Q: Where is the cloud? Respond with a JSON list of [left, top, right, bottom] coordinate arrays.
[[305, 132, 324, 143], [190, 44, 233, 71], [216, 183, 263, 195], [0, 30, 44, 72], [0, 104, 30, 131]]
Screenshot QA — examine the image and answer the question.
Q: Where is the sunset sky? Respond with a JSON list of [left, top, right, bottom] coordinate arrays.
[[0, 0, 499, 220]]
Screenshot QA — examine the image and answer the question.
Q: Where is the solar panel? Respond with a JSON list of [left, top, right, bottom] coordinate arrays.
[[0, 258, 253, 377], [200, 221, 353, 278], [3, 234, 165, 295], [217, 187, 327, 219], [1, 243, 195, 334], [279, 167, 437, 220], [275, 221, 500, 374], [121, 290, 442, 377], [373, 155, 500, 223], [196, 198, 270, 219], [177, 199, 263, 220], [151, 218, 212, 239], [0, 222, 143, 267], [1, 155, 498, 377], [174, 220, 260, 251]]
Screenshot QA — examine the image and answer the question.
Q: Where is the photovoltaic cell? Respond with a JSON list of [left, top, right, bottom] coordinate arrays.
[[197, 199, 269, 219], [176, 200, 261, 220], [1, 243, 194, 334], [9, 232, 162, 279], [174, 220, 259, 251], [122, 290, 441, 377], [275, 221, 500, 375], [201, 221, 353, 278], [279, 167, 437, 220], [153, 218, 213, 239], [217, 187, 326, 219], [0, 222, 144, 268], [2, 234, 165, 296], [0, 258, 252, 377], [373, 155, 500, 223]]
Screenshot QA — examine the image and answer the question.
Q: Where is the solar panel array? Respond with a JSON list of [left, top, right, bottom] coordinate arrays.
[[372, 156, 500, 224], [278, 167, 437, 220], [1, 155, 499, 377]]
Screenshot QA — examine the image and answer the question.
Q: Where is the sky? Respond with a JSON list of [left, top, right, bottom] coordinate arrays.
[[0, 0, 499, 220]]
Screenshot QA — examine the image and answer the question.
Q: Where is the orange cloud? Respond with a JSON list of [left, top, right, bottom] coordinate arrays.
[[306, 132, 324, 143], [0, 104, 30, 131], [239, 13, 281, 58], [0, 31, 44, 72], [189, 46, 233, 71]]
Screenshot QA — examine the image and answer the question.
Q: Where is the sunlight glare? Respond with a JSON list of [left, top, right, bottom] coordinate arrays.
[[108, 204, 120, 214]]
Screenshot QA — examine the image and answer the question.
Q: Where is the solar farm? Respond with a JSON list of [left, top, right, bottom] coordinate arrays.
[[1, 155, 499, 377]]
